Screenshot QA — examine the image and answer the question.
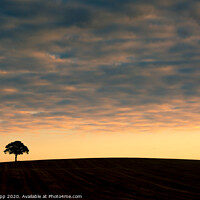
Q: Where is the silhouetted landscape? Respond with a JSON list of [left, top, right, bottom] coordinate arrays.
[[0, 158, 200, 199], [1, 1, 200, 199]]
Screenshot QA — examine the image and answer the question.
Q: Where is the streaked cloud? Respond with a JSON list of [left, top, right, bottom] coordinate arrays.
[[0, 0, 200, 134]]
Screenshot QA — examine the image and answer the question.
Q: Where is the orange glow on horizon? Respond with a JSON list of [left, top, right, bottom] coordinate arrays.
[[1, 130, 200, 163]]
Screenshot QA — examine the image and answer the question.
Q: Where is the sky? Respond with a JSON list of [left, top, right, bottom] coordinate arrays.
[[0, 0, 200, 162]]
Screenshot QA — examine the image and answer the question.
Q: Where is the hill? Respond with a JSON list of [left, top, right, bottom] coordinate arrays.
[[0, 158, 200, 199]]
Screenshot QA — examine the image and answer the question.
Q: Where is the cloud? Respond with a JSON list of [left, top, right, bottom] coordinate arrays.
[[0, 0, 200, 134]]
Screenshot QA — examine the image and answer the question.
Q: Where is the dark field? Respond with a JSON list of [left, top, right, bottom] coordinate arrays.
[[0, 158, 200, 200]]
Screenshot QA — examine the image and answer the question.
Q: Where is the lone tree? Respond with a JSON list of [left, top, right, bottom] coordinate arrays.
[[4, 141, 29, 162]]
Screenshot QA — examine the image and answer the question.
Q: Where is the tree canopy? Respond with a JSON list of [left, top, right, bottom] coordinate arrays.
[[4, 141, 29, 161]]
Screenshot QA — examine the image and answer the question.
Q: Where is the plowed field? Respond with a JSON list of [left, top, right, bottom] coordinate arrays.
[[0, 158, 200, 199]]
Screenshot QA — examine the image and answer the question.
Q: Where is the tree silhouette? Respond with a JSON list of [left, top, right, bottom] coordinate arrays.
[[4, 141, 29, 162]]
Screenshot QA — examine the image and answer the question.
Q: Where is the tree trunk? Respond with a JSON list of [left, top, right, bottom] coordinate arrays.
[[15, 154, 17, 162]]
